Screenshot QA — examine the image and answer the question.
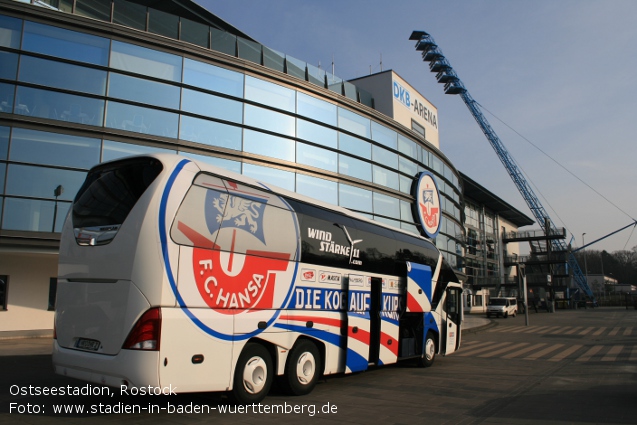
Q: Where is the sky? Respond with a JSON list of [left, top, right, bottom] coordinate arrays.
[[198, 0, 637, 253]]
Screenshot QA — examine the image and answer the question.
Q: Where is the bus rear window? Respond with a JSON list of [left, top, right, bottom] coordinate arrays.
[[73, 157, 163, 229]]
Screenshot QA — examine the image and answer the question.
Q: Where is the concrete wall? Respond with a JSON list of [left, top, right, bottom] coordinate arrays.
[[0, 251, 58, 334]]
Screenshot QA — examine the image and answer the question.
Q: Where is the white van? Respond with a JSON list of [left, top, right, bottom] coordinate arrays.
[[486, 297, 517, 318]]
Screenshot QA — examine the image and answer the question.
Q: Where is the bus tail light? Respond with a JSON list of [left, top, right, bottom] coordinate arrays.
[[123, 308, 161, 351]]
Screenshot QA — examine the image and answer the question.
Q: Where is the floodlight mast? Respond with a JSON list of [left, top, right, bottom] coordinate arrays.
[[409, 30, 595, 301]]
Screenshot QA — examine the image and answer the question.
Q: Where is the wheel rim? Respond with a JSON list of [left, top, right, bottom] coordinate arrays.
[[295, 351, 316, 385], [242, 356, 267, 394], [425, 338, 435, 361]]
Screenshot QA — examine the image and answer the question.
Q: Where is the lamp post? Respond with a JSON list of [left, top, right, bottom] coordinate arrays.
[[582, 233, 589, 301], [519, 263, 529, 326], [52, 185, 64, 233]]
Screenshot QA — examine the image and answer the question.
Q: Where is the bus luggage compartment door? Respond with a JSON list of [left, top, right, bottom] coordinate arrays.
[[405, 262, 432, 313], [344, 275, 381, 373]]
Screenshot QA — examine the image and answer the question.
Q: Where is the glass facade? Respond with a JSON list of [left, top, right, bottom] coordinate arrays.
[[464, 200, 500, 286], [0, 2, 464, 272]]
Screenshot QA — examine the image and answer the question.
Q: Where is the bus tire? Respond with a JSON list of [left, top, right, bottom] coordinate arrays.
[[230, 343, 273, 404], [281, 339, 321, 396], [417, 332, 436, 368]]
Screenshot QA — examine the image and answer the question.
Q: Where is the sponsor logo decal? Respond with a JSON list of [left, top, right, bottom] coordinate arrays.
[[412, 172, 441, 238], [307, 226, 362, 265], [161, 168, 299, 340]]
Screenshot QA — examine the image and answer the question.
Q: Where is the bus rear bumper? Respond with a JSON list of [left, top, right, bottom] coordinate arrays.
[[52, 340, 160, 390]]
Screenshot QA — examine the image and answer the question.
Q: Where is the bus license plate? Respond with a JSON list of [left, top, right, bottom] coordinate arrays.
[[76, 338, 100, 351]]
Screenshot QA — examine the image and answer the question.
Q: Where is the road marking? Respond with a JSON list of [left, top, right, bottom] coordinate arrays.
[[630, 346, 637, 361], [579, 327, 594, 335], [601, 345, 623, 362], [592, 327, 607, 336], [548, 344, 583, 362], [523, 326, 550, 333], [564, 326, 583, 335], [608, 327, 621, 336], [525, 344, 564, 360], [623, 327, 632, 336], [576, 345, 603, 362], [502, 343, 547, 359], [549, 326, 571, 335], [455, 342, 512, 357], [538, 326, 560, 334], [489, 326, 526, 333], [479, 343, 529, 358]]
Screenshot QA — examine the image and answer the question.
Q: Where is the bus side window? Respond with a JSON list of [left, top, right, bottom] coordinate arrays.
[[171, 184, 228, 248]]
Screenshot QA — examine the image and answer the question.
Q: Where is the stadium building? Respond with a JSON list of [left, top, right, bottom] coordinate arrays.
[[0, 0, 530, 335]]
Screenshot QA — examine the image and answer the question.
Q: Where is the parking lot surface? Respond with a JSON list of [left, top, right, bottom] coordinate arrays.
[[1, 308, 636, 424]]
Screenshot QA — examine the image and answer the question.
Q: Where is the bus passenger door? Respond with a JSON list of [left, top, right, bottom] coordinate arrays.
[[344, 275, 381, 373], [442, 286, 462, 355]]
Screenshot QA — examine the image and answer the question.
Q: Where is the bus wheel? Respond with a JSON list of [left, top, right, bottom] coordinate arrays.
[[281, 339, 321, 396], [417, 332, 436, 368], [231, 343, 273, 404]]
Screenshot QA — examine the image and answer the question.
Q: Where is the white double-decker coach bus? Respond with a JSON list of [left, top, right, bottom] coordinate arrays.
[[53, 154, 463, 403]]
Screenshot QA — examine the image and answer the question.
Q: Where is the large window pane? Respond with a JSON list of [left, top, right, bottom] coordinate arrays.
[[2, 197, 70, 232], [242, 163, 294, 192], [76, 0, 112, 22], [0, 51, 18, 80], [183, 59, 243, 97], [243, 130, 294, 162], [181, 88, 242, 123], [296, 174, 337, 205], [111, 40, 182, 82], [108, 73, 180, 109], [399, 156, 418, 176], [371, 121, 397, 149], [339, 133, 370, 159], [181, 18, 209, 48], [398, 134, 418, 160], [0, 163, 5, 193], [338, 183, 372, 213], [296, 142, 337, 172], [15, 86, 105, 125], [372, 145, 398, 169], [297, 93, 336, 125], [297, 119, 337, 148], [5, 164, 86, 201], [338, 108, 370, 138], [11, 128, 100, 168], [0, 15, 22, 49], [148, 8, 178, 39], [102, 140, 175, 162], [372, 165, 399, 190], [22, 21, 109, 66], [113, 0, 146, 31], [244, 104, 295, 137], [19, 56, 107, 95], [373, 192, 400, 218], [245, 76, 295, 112], [338, 154, 371, 182], [0, 83, 14, 114], [105, 101, 178, 138], [0, 126, 8, 160], [179, 115, 241, 150]]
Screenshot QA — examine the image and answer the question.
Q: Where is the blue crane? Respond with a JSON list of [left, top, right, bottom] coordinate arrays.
[[409, 30, 596, 301]]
